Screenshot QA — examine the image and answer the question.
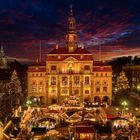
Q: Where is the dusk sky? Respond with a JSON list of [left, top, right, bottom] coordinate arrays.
[[0, 0, 140, 62]]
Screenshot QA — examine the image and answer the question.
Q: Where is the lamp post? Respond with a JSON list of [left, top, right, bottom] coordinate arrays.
[[121, 101, 128, 116]]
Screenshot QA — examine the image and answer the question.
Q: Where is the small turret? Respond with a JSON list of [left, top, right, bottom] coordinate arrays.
[[0, 45, 5, 57]]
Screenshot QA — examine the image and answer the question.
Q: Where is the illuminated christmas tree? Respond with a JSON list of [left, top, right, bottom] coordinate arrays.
[[116, 71, 130, 92]]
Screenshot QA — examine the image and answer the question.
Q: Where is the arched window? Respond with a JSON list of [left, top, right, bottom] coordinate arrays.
[[62, 77, 68, 86], [74, 90, 79, 94], [103, 87, 107, 93], [51, 77, 56, 85], [96, 87, 100, 93], [74, 76, 80, 85], [85, 90, 89, 94], [85, 77, 89, 85]]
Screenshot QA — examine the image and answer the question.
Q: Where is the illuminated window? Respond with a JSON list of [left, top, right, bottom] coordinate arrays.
[[96, 73, 98, 77], [36, 73, 38, 77], [84, 65, 90, 70], [103, 81, 107, 86], [32, 82, 36, 93], [51, 89, 56, 94], [62, 77, 68, 86], [51, 77, 56, 85], [39, 81, 43, 93], [32, 73, 34, 77], [96, 87, 100, 93], [101, 73, 103, 77], [74, 90, 79, 94], [51, 65, 57, 71], [85, 90, 89, 94], [74, 76, 80, 85], [85, 77, 89, 85], [103, 87, 107, 93], [62, 89, 67, 94]]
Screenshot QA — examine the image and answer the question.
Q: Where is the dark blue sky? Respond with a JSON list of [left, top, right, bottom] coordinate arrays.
[[0, 0, 140, 62]]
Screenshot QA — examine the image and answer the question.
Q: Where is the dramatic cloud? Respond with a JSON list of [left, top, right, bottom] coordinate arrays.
[[0, 0, 140, 62]]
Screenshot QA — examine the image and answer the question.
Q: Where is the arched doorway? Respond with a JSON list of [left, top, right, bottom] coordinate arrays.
[[94, 96, 101, 103], [102, 96, 110, 105]]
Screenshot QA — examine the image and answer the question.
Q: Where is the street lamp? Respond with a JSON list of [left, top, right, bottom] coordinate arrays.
[[26, 100, 32, 107], [121, 101, 128, 116], [121, 101, 128, 108]]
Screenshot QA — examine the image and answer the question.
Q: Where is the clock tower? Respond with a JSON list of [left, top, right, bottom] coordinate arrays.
[[66, 5, 78, 52]]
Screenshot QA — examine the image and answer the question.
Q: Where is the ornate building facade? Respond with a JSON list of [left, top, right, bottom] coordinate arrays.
[[27, 9, 112, 105]]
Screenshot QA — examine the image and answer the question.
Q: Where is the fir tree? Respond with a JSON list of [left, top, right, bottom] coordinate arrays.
[[116, 71, 130, 92]]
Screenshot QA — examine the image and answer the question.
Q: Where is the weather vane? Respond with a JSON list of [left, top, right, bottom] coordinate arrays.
[[70, 4, 73, 16]]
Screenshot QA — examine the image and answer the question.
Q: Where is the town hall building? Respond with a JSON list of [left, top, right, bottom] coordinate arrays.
[[27, 8, 112, 105]]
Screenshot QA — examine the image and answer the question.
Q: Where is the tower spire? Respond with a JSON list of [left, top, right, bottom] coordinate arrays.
[[65, 5, 78, 52], [0, 45, 5, 57], [70, 4, 73, 16]]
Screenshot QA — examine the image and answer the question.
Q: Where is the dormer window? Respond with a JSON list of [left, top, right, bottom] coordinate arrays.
[[84, 65, 90, 71], [51, 65, 57, 71], [58, 55, 61, 59]]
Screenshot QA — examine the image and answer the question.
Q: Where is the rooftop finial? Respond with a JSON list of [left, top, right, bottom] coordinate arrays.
[[0, 44, 5, 57], [1, 44, 4, 52], [70, 4, 73, 16]]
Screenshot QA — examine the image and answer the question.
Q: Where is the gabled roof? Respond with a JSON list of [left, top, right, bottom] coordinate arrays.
[[48, 47, 91, 54]]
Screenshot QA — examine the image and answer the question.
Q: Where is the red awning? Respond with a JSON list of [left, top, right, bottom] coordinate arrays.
[[107, 114, 117, 119]]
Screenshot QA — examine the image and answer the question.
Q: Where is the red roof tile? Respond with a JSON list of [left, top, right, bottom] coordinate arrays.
[[28, 66, 46, 72], [93, 66, 112, 72], [48, 47, 91, 54]]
